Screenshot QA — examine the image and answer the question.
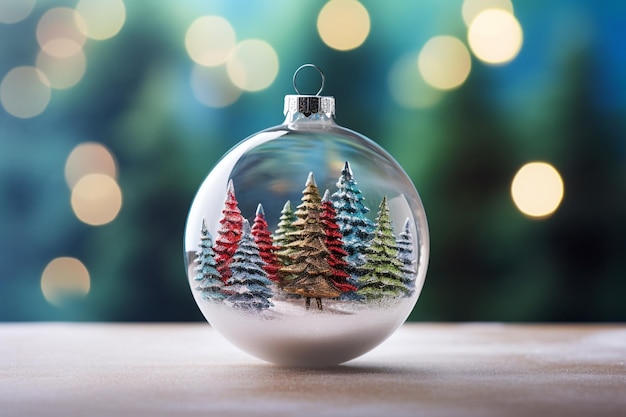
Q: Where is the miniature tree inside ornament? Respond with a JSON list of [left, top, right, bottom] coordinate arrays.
[[184, 64, 429, 367]]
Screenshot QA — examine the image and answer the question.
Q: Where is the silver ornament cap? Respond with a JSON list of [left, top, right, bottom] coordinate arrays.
[[283, 64, 335, 118]]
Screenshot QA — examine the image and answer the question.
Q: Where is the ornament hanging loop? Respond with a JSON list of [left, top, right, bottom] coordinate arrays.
[[285, 64, 334, 117], [293, 64, 325, 96]]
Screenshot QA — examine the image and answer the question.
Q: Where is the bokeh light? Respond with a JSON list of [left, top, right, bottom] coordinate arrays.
[[468, 9, 523, 65], [185, 15, 236, 67], [75, 0, 126, 40], [511, 162, 564, 219], [0, 0, 36, 24], [226, 39, 278, 92], [191, 64, 241, 108], [418, 36, 472, 91], [71, 173, 123, 226], [0, 66, 51, 118], [41, 257, 90, 307], [388, 52, 443, 109], [36, 7, 87, 58], [36, 49, 87, 90], [317, 0, 370, 51], [462, 0, 514, 26], [65, 142, 117, 189]]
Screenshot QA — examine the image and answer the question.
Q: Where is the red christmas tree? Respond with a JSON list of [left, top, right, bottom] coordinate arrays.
[[213, 179, 243, 281], [251, 203, 280, 283], [321, 190, 356, 293]]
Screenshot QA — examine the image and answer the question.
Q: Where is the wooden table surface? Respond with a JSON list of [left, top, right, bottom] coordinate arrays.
[[1, 323, 625, 417]]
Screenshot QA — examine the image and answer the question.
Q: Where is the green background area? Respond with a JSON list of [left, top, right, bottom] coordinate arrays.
[[1, 0, 625, 322]]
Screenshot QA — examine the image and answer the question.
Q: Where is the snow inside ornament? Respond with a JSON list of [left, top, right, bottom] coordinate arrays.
[[184, 64, 429, 366]]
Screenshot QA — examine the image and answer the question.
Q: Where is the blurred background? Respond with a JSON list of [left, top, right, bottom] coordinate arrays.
[[1, 0, 624, 322]]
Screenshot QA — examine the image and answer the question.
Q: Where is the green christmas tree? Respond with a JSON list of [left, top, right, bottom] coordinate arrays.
[[274, 200, 296, 247], [282, 172, 341, 310], [397, 218, 417, 296], [194, 219, 225, 301], [274, 200, 297, 286], [358, 196, 410, 300], [224, 220, 274, 311]]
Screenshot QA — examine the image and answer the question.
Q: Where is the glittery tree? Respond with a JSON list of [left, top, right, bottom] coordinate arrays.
[[282, 173, 341, 310], [274, 200, 296, 248], [251, 203, 280, 284], [358, 196, 410, 300], [321, 189, 357, 294], [193, 219, 225, 301], [331, 161, 375, 282], [397, 218, 417, 295], [224, 220, 274, 311], [213, 179, 243, 282], [274, 200, 297, 286]]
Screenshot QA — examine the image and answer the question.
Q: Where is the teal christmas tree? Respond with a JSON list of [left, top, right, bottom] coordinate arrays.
[[224, 220, 274, 311], [396, 218, 417, 296], [331, 161, 375, 285], [193, 219, 225, 301], [358, 196, 410, 300], [251, 204, 280, 283]]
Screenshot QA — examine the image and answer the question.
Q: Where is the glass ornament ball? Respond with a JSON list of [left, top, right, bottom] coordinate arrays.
[[184, 65, 429, 367]]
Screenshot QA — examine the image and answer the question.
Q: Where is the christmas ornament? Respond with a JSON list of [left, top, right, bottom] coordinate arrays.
[[184, 64, 429, 367]]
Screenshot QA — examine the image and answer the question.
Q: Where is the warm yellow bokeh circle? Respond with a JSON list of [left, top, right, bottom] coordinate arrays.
[[511, 162, 564, 218], [317, 0, 370, 51], [41, 257, 90, 307]]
